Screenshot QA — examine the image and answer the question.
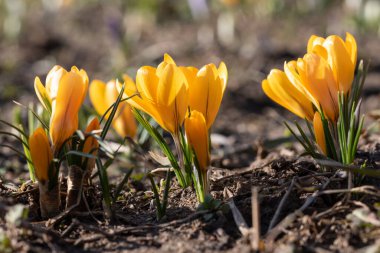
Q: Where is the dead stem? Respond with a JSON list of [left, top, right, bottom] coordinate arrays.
[[251, 187, 260, 252], [66, 165, 85, 209], [265, 172, 338, 249], [47, 171, 86, 228], [39, 182, 60, 219], [268, 176, 297, 231]]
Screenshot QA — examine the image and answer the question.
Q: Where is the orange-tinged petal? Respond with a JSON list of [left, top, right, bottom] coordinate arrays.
[[50, 70, 87, 150], [29, 127, 52, 183], [323, 35, 355, 94], [262, 69, 314, 121], [284, 60, 320, 108], [310, 44, 328, 60], [120, 75, 167, 132], [313, 112, 327, 155], [83, 118, 100, 174], [46, 65, 66, 101], [302, 53, 339, 121], [190, 64, 225, 128], [185, 110, 210, 170], [180, 66, 198, 89], [83, 118, 100, 156], [34, 77, 52, 112], [345, 32, 357, 67], [307, 35, 325, 53], [89, 80, 109, 117], [218, 62, 228, 92], [112, 104, 138, 138], [163, 53, 176, 65], [73, 67, 89, 104], [157, 64, 187, 107], [104, 80, 120, 111], [136, 66, 159, 102], [156, 54, 177, 76]]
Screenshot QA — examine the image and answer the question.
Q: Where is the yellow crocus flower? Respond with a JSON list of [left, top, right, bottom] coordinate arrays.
[[262, 69, 314, 121], [185, 110, 210, 171], [121, 55, 189, 134], [29, 127, 53, 183], [35, 66, 89, 151], [187, 62, 228, 129], [29, 127, 60, 218], [285, 53, 339, 122], [307, 32, 357, 94], [89, 79, 137, 138], [313, 112, 327, 155]]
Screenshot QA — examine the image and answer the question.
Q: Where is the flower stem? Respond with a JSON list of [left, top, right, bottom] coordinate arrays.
[[172, 132, 189, 187]]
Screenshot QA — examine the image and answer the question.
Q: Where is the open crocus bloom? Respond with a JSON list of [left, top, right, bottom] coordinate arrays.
[[185, 110, 210, 171], [29, 127, 53, 184], [120, 54, 189, 135], [307, 32, 357, 94], [263, 33, 357, 124], [262, 69, 314, 121], [158, 54, 228, 129], [285, 53, 339, 122], [35, 66, 89, 151], [89, 79, 137, 138], [186, 62, 228, 129]]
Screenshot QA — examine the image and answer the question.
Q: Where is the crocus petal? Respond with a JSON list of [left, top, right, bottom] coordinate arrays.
[[71, 66, 89, 104], [46, 65, 66, 101], [83, 118, 100, 156], [185, 110, 210, 170], [284, 60, 320, 108], [112, 104, 138, 138], [104, 80, 137, 138], [307, 35, 325, 53], [83, 118, 100, 174], [190, 64, 225, 128], [345, 32, 357, 67], [29, 127, 52, 183], [156, 64, 189, 133], [302, 53, 339, 122], [313, 112, 327, 155], [180, 66, 198, 89], [50, 71, 88, 150], [34, 77, 52, 112], [163, 53, 176, 65], [157, 64, 187, 107], [136, 66, 159, 102], [121, 75, 164, 130], [323, 35, 355, 94], [218, 61, 228, 92], [262, 69, 314, 121], [89, 80, 109, 118]]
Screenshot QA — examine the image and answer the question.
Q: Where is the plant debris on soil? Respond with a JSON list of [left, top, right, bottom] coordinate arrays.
[[1, 135, 380, 253], [1, 1, 380, 253]]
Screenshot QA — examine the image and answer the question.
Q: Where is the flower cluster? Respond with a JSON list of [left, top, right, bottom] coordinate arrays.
[[23, 54, 227, 219], [120, 54, 227, 203], [262, 33, 365, 189], [31, 66, 101, 218], [5, 32, 365, 221]]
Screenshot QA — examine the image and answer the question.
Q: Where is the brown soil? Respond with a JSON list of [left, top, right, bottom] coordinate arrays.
[[1, 1, 380, 253]]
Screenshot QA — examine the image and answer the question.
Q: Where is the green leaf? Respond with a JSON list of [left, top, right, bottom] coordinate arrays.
[[19, 125, 35, 182], [0, 119, 28, 138], [13, 101, 49, 130], [101, 81, 125, 140]]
